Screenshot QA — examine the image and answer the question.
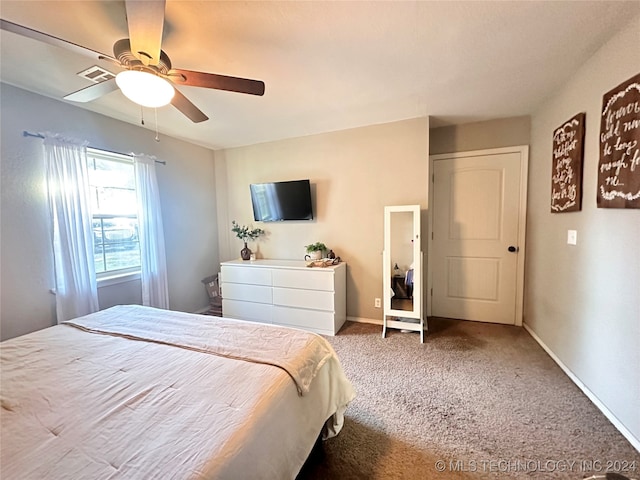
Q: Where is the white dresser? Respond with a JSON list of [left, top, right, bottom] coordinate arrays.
[[220, 259, 347, 336]]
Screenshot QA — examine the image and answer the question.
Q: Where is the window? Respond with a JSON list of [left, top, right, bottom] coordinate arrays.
[[87, 148, 140, 277]]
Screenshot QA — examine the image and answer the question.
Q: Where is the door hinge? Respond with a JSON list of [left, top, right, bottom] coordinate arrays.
[[430, 288, 433, 297]]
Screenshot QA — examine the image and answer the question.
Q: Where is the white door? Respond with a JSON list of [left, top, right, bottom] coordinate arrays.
[[430, 147, 527, 325]]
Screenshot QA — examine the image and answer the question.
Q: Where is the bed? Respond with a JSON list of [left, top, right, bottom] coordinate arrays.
[[0, 305, 355, 479]]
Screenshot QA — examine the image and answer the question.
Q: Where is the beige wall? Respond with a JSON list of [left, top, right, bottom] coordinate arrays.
[[430, 116, 531, 155], [526, 15, 640, 446], [0, 84, 219, 340], [215, 117, 429, 322]]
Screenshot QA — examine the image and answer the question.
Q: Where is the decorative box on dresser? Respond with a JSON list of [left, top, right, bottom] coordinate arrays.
[[220, 259, 347, 336]]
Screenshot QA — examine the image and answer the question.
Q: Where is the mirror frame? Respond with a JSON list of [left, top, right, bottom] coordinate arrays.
[[383, 205, 422, 320]]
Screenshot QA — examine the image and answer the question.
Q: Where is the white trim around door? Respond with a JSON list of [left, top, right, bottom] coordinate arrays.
[[427, 146, 529, 326]]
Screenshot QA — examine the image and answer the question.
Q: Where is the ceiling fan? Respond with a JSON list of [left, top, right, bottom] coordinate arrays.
[[0, 0, 265, 123]]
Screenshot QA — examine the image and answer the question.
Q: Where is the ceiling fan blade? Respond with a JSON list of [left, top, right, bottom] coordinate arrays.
[[0, 18, 114, 61], [125, 0, 165, 66], [171, 88, 209, 123], [64, 78, 119, 103], [170, 69, 265, 96]]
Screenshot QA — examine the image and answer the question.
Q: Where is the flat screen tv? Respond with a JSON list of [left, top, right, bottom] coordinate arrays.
[[250, 179, 313, 222]]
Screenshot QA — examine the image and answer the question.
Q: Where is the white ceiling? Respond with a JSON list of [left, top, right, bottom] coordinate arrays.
[[1, 1, 638, 150]]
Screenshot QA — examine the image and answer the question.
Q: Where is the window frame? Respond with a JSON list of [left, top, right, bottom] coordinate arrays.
[[86, 147, 141, 285]]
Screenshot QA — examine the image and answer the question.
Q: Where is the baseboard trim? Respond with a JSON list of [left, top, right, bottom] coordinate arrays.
[[346, 316, 382, 326], [523, 322, 640, 453]]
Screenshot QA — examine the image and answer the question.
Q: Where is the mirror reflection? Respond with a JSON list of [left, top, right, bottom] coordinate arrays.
[[389, 211, 414, 311]]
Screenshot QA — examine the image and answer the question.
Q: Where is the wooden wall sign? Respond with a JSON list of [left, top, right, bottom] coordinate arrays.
[[551, 112, 585, 212], [598, 72, 640, 209]]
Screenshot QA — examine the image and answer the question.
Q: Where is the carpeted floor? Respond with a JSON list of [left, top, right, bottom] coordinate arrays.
[[298, 319, 640, 479]]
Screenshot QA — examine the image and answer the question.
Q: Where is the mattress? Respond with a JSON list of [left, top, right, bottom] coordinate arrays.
[[0, 305, 355, 479]]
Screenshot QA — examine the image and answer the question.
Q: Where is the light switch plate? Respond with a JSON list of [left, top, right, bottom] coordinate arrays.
[[567, 229, 577, 245]]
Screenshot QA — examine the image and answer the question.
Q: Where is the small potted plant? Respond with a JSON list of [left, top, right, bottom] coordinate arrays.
[[305, 242, 327, 261], [231, 221, 265, 260]]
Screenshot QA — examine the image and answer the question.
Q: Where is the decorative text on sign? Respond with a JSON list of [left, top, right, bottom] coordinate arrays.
[[598, 72, 640, 209], [551, 112, 585, 213]]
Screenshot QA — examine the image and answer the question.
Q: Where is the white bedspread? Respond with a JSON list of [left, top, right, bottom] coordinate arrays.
[[1, 305, 355, 479], [65, 305, 336, 395]]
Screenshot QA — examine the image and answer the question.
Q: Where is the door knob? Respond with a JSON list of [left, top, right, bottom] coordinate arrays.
[[508, 246, 519, 253]]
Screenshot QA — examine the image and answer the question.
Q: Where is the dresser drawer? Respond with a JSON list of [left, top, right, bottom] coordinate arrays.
[[272, 269, 334, 291], [273, 306, 335, 330], [221, 265, 271, 286], [272, 287, 334, 311], [222, 283, 272, 304], [223, 299, 272, 324]]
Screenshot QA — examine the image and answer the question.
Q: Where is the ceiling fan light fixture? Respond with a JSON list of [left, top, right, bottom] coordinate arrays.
[[115, 70, 174, 108]]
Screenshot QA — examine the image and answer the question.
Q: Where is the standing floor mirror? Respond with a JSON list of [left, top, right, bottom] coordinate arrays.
[[382, 205, 426, 342]]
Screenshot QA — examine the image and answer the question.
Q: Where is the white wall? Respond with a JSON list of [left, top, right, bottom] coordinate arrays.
[[214, 118, 429, 322], [525, 15, 640, 446], [0, 84, 219, 340]]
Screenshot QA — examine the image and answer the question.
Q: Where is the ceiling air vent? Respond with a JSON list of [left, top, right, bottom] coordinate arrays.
[[77, 65, 116, 83]]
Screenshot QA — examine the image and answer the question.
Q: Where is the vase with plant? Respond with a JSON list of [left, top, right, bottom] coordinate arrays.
[[305, 242, 327, 261], [231, 221, 265, 260]]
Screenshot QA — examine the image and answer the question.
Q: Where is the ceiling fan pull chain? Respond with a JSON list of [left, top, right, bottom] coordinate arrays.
[[140, 105, 145, 125], [154, 108, 160, 142]]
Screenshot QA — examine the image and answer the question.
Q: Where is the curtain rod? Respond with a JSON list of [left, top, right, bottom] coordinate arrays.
[[22, 131, 166, 165]]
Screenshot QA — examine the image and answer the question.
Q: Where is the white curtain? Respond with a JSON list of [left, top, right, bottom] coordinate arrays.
[[44, 134, 99, 322], [133, 154, 169, 309]]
